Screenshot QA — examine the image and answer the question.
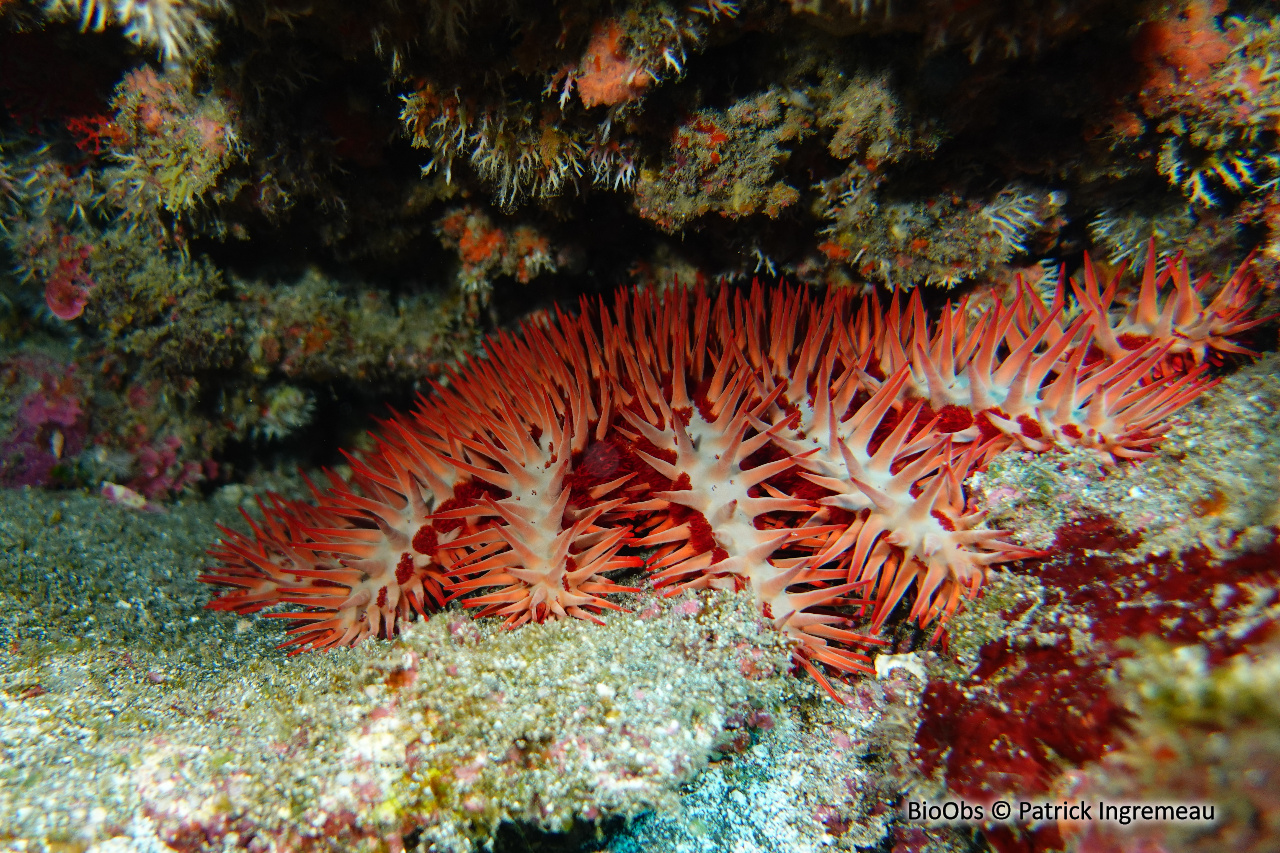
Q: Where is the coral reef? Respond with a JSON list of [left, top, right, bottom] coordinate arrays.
[[0, 349, 214, 498], [103, 65, 246, 219], [42, 0, 227, 61], [0, 129, 485, 494], [633, 88, 810, 231], [1132, 1, 1280, 209], [1, 2, 1280, 850], [0, 351, 87, 488], [17, 0, 1262, 296], [434, 205, 557, 294], [818, 182, 1064, 289]]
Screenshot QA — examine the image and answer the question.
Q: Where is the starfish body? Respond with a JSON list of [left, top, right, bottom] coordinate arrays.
[[202, 250, 1264, 698]]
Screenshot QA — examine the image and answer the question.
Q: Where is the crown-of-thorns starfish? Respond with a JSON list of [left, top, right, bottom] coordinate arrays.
[[202, 246, 1265, 701]]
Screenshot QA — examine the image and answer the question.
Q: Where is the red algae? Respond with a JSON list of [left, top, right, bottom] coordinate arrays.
[[1036, 517, 1280, 662], [915, 641, 1131, 801], [912, 513, 1280, 852]]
